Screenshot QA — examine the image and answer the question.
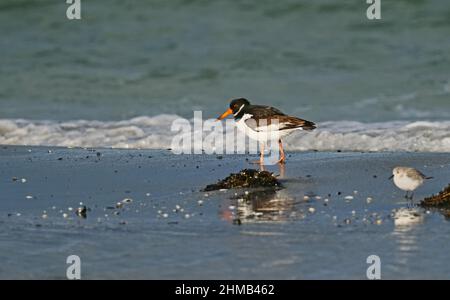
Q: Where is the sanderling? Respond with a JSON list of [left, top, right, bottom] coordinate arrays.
[[389, 167, 433, 200]]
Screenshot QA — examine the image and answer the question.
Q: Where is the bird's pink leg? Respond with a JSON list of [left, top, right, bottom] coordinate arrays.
[[259, 142, 265, 165], [277, 139, 286, 164]]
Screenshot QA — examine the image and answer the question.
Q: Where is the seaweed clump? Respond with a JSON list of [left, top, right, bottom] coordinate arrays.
[[419, 183, 450, 208], [203, 169, 281, 191]]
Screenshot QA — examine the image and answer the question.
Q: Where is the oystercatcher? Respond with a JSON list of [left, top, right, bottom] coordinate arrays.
[[217, 98, 316, 164]]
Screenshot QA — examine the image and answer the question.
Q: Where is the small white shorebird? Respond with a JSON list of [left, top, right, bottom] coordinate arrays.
[[389, 167, 433, 200]]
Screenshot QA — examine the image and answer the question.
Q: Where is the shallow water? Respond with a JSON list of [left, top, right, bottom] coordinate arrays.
[[0, 147, 449, 279], [0, 0, 449, 122]]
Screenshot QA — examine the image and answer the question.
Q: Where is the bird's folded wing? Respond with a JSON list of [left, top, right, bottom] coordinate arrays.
[[245, 115, 316, 132]]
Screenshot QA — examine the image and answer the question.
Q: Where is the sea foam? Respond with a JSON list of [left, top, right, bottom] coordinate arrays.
[[0, 116, 449, 152]]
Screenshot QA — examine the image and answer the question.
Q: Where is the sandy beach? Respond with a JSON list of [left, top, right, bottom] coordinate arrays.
[[0, 146, 449, 279]]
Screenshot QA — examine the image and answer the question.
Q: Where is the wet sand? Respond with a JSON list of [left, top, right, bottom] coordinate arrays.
[[0, 146, 449, 279]]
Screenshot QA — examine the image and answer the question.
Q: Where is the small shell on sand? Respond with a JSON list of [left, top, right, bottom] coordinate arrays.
[[366, 197, 373, 203], [345, 196, 354, 201], [308, 207, 316, 213], [122, 198, 133, 204], [25, 195, 33, 199], [116, 198, 133, 209]]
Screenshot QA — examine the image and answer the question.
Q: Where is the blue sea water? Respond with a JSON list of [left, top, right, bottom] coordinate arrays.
[[0, 0, 449, 149], [1, 0, 449, 120]]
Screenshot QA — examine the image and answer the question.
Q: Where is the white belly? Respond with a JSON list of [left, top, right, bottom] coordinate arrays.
[[235, 115, 299, 142], [393, 175, 423, 192]]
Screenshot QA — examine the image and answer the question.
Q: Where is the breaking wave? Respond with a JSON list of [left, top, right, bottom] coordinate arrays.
[[0, 116, 449, 152]]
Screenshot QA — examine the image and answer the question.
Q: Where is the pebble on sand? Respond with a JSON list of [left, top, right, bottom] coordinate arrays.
[[76, 206, 87, 218], [308, 207, 316, 213], [122, 198, 133, 204]]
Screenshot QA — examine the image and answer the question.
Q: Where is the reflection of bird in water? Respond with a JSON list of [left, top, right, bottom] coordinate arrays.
[[233, 188, 301, 224], [392, 208, 423, 260], [393, 207, 424, 227], [389, 167, 432, 201]]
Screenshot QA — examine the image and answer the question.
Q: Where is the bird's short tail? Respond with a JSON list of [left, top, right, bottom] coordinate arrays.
[[301, 120, 316, 131]]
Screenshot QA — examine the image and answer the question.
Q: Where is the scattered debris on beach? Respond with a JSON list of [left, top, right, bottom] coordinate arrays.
[[76, 206, 87, 218], [419, 183, 450, 208], [203, 169, 281, 191], [115, 198, 133, 209], [419, 184, 450, 219]]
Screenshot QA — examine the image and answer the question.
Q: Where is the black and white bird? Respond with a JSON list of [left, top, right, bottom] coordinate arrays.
[[217, 98, 316, 164]]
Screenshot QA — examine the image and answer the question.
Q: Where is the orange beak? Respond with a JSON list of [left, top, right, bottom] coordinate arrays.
[[217, 108, 233, 120]]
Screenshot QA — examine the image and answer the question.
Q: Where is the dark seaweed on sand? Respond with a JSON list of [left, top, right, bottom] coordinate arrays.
[[203, 169, 281, 191], [419, 183, 450, 208]]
